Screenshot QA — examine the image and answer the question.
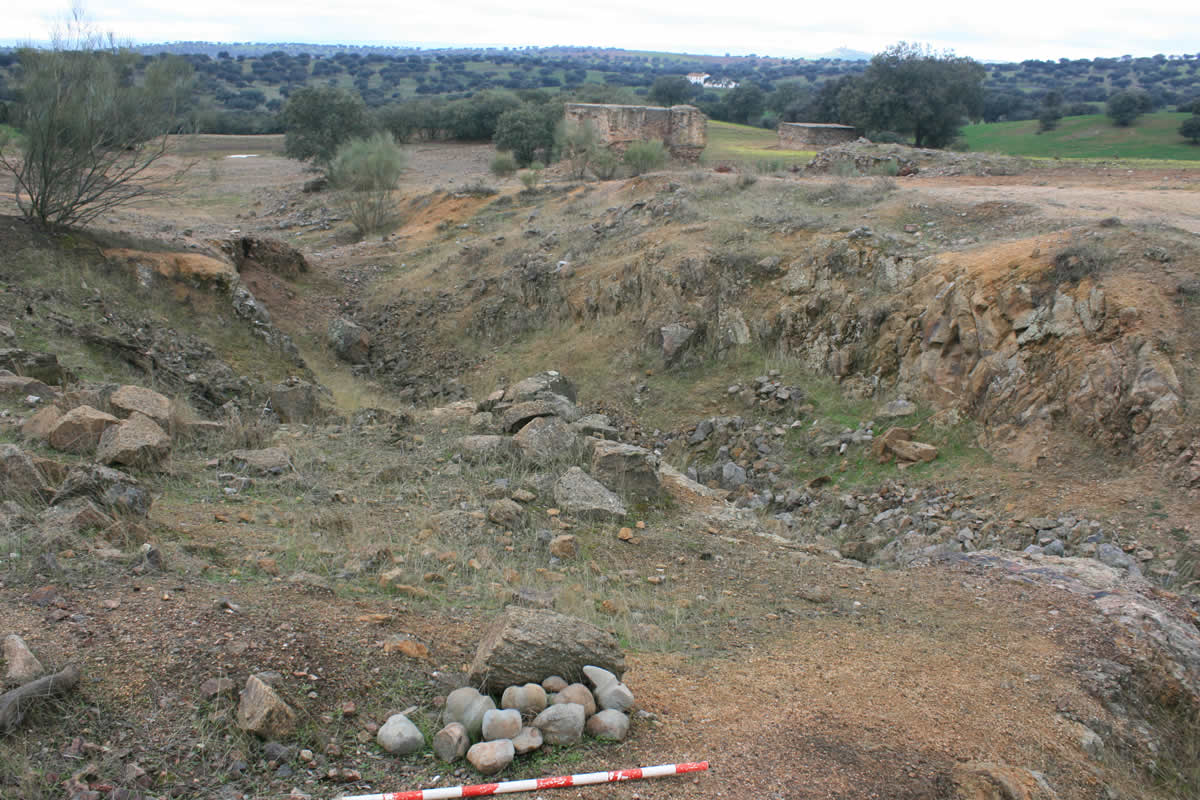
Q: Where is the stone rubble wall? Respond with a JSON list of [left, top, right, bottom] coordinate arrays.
[[564, 103, 707, 161], [778, 123, 859, 149]]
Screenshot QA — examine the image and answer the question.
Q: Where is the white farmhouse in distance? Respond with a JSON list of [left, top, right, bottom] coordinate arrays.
[[685, 72, 739, 89]]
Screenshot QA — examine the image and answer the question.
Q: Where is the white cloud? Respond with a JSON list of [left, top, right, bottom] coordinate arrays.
[[4, 0, 1198, 62]]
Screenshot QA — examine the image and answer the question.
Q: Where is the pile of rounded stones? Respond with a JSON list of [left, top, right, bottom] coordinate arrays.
[[376, 666, 635, 776]]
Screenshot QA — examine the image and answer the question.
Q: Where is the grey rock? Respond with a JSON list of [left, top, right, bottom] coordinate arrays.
[[585, 709, 630, 741], [880, 398, 917, 417], [467, 739, 514, 776], [3, 634, 44, 686], [659, 323, 695, 367], [553, 467, 627, 522], [511, 725, 543, 755], [444, 687, 496, 740], [532, 703, 585, 746], [721, 462, 747, 489], [378, 713, 424, 755], [513, 416, 578, 463], [583, 665, 634, 712], [590, 440, 661, 502], [327, 317, 370, 364], [1097, 543, 1134, 571], [501, 398, 580, 433], [1044, 539, 1065, 557], [503, 372, 577, 404], [268, 380, 331, 424], [570, 414, 619, 440], [501, 683, 548, 716], [481, 708, 522, 741], [468, 607, 625, 693], [433, 722, 470, 762]]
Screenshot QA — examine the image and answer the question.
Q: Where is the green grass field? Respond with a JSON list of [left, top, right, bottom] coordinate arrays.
[[703, 120, 815, 169], [963, 112, 1200, 161]]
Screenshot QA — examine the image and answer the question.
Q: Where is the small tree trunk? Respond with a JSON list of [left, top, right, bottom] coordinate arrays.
[[0, 664, 81, 736]]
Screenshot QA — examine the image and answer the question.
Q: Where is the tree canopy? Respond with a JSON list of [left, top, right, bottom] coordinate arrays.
[[281, 86, 370, 167], [0, 38, 194, 228], [839, 43, 986, 148]]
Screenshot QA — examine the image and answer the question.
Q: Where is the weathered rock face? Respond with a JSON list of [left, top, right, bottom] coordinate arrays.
[[269, 380, 331, 424], [564, 103, 707, 161], [218, 236, 310, 280], [52, 464, 151, 517], [0, 445, 54, 502], [328, 317, 370, 364], [468, 607, 626, 693], [0, 348, 67, 384], [589, 440, 661, 502]]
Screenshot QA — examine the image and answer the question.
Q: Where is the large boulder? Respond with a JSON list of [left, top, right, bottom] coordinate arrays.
[[590, 440, 662, 502], [109, 385, 171, 425], [0, 445, 54, 502], [553, 467, 627, 521], [513, 416, 578, 464], [327, 317, 370, 364], [97, 412, 171, 469], [269, 380, 331, 424], [468, 607, 625, 693], [236, 675, 296, 739], [52, 464, 151, 517], [48, 405, 120, 453]]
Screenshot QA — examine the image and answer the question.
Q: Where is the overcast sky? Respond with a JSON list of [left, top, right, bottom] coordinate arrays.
[[5, 1, 1199, 63]]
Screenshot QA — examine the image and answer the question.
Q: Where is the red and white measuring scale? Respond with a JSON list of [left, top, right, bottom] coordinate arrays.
[[338, 760, 710, 800]]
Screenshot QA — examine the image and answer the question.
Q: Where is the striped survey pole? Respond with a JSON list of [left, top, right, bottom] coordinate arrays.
[[338, 761, 709, 800]]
